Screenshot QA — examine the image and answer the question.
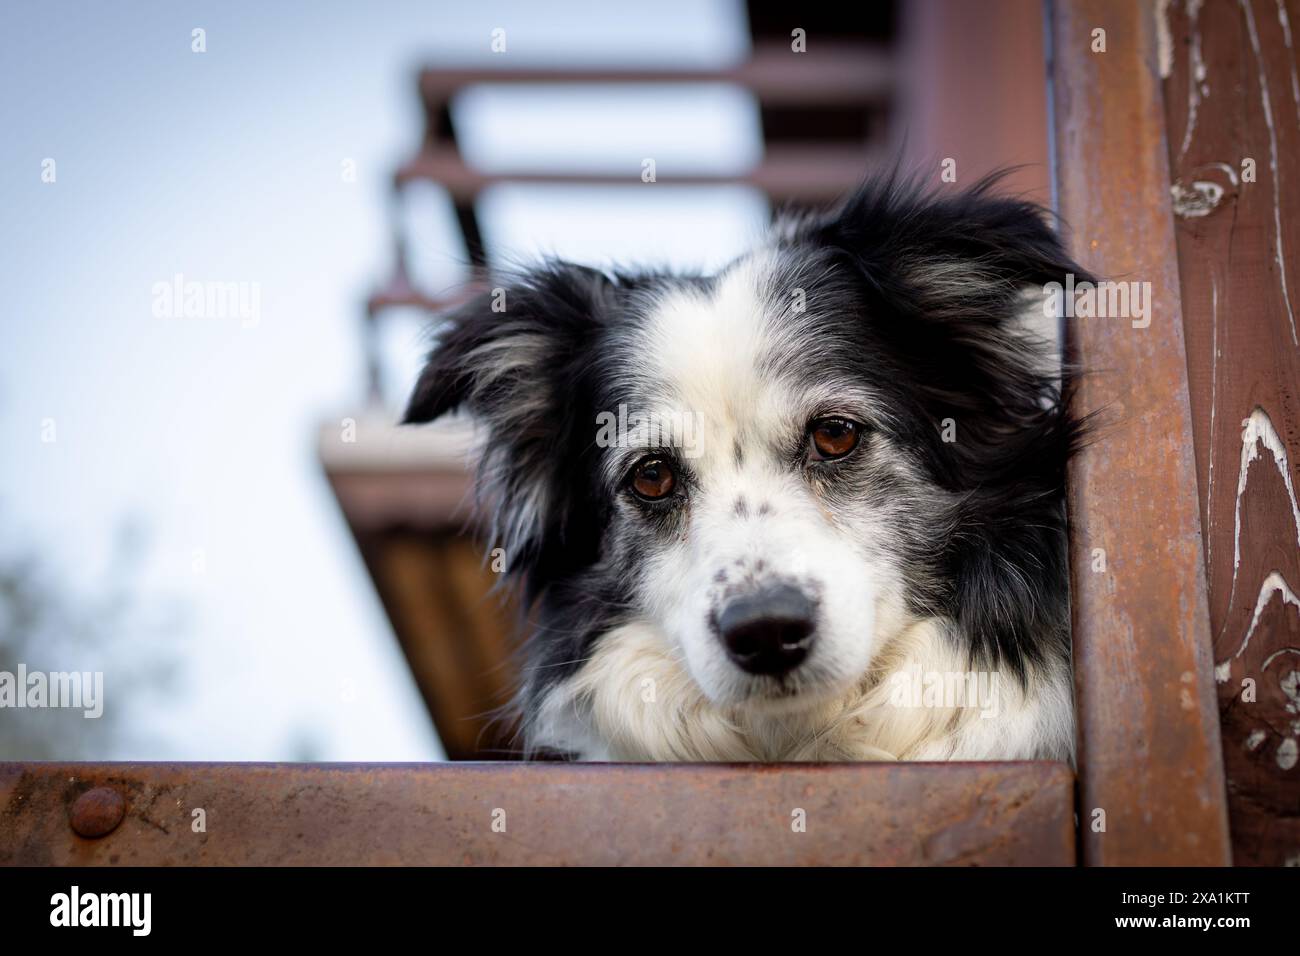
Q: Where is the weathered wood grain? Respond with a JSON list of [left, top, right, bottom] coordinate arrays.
[[1163, 0, 1300, 866]]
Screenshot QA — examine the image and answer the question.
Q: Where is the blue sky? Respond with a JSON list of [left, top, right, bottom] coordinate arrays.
[[0, 0, 765, 758]]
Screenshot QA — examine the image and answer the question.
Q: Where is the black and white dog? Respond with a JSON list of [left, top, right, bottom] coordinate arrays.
[[405, 173, 1086, 761]]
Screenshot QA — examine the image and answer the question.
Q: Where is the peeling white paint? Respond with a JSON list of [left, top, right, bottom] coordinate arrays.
[[1157, 0, 1175, 79], [1260, 650, 1300, 719], [1246, 728, 1267, 750], [1278, 737, 1297, 770], [1233, 408, 1300, 576], [1207, 160, 1241, 187], [1227, 572, 1300, 671], [1179, 0, 1207, 160], [1263, 647, 1300, 671], [1171, 163, 1237, 219], [1171, 179, 1225, 216], [1280, 668, 1300, 736], [1206, 275, 1219, 573], [1282, 668, 1300, 714], [1242, 0, 1299, 345], [1278, 0, 1300, 128], [1219, 409, 1300, 676]]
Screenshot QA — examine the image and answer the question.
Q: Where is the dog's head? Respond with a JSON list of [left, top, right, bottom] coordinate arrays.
[[405, 175, 1085, 738]]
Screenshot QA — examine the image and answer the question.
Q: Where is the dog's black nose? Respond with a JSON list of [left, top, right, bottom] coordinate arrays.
[[716, 585, 816, 676]]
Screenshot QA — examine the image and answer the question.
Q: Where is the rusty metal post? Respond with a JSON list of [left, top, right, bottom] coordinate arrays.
[[1049, 0, 1232, 865]]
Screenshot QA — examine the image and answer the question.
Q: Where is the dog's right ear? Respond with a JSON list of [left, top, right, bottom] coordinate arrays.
[[403, 262, 612, 425], [404, 270, 571, 422], [402, 262, 612, 579]]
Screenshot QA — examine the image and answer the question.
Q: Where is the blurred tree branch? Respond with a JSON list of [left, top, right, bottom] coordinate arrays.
[[0, 517, 184, 759]]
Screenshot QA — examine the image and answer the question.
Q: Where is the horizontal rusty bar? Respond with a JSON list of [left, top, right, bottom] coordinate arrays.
[[394, 144, 882, 203], [419, 42, 894, 108], [0, 762, 1075, 866]]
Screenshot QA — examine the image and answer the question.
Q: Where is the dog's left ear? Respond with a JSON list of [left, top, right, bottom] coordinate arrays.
[[403, 262, 613, 587], [806, 171, 1089, 323]]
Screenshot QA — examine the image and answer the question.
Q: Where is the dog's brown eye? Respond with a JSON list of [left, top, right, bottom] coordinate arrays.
[[809, 418, 860, 460], [630, 457, 676, 500]]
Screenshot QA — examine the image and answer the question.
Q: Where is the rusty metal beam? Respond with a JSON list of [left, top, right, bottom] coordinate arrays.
[[394, 144, 880, 203], [1049, 0, 1231, 865], [418, 42, 894, 110], [1, 762, 1076, 866]]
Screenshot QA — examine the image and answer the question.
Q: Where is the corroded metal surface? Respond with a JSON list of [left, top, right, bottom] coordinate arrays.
[[68, 787, 126, 839], [0, 762, 1075, 866], [1050, 0, 1232, 864]]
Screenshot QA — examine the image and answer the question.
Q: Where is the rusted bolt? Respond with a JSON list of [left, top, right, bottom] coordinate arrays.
[[70, 787, 126, 838]]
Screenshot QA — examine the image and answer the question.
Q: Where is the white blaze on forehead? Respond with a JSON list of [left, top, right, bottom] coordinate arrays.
[[631, 257, 795, 475], [626, 255, 877, 479]]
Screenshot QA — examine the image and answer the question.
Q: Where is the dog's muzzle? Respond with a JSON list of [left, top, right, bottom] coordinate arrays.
[[716, 584, 816, 676]]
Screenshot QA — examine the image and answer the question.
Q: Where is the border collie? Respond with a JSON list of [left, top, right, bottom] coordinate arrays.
[[404, 173, 1086, 762]]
